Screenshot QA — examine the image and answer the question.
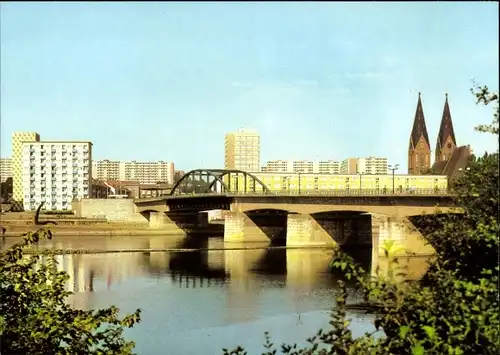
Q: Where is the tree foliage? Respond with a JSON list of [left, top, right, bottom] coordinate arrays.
[[0, 177, 13, 202], [0, 228, 141, 354], [223, 84, 499, 355]]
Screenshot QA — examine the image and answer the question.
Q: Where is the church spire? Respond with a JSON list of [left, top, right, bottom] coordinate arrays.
[[435, 93, 457, 163], [408, 93, 431, 175]]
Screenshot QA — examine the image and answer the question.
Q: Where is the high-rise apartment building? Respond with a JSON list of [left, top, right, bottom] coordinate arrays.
[[0, 158, 12, 183], [340, 157, 388, 174], [317, 160, 341, 174], [340, 158, 359, 174], [92, 159, 121, 180], [357, 157, 388, 174], [261, 160, 340, 174], [21, 141, 92, 211], [12, 132, 40, 208], [224, 128, 260, 172], [121, 161, 174, 184], [91, 160, 175, 184]]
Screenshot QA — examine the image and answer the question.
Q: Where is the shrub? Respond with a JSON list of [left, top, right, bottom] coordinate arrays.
[[223, 84, 499, 355], [0, 228, 141, 354]]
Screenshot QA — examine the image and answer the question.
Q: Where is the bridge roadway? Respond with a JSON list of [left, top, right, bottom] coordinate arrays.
[[134, 191, 456, 214]]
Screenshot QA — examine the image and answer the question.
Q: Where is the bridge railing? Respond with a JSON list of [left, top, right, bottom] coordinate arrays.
[[165, 188, 452, 198]]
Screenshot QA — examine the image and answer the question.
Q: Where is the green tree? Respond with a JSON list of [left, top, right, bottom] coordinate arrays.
[[223, 83, 499, 355], [0, 177, 13, 201], [0, 228, 141, 354]]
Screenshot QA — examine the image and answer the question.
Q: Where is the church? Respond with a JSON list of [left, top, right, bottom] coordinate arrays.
[[408, 93, 472, 179]]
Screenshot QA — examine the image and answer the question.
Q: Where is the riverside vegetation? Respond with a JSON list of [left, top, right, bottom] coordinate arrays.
[[0, 84, 498, 355]]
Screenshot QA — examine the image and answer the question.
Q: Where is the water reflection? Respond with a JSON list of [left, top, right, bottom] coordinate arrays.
[[4, 235, 429, 354]]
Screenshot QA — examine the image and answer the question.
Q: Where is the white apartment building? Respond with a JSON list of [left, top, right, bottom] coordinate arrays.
[[92, 159, 120, 180], [358, 157, 388, 174], [316, 160, 341, 174], [92, 160, 175, 184], [121, 161, 174, 184], [261, 160, 340, 174], [340, 157, 388, 174], [225, 128, 260, 172], [22, 141, 92, 211], [0, 157, 12, 183]]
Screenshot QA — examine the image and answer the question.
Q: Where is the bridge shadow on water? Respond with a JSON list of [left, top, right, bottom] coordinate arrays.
[[163, 234, 373, 289]]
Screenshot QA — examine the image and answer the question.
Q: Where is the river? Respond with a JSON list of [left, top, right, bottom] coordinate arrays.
[[1, 234, 430, 355]]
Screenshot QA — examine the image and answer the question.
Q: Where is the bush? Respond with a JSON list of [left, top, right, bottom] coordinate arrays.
[[223, 84, 499, 355], [0, 228, 141, 354]]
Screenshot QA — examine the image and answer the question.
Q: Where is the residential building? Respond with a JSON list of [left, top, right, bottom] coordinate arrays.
[[408, 93, 431, 175], [340, 158, 359, 174], [92, 159, 121, 180], [261, 160, 290, 173], [339, 157, 388, 175], [224, 128, 260, 172], [120, 161, 174, 184], [261, 160, 340, 174], [12, 132, 40, 209], [357, 157, 388, 174], [0, 157, 12, 183], [21, 141, 92, 211], [91, 160, 175, 185], [316, 160, 341, 174], [221, 171, 448, 193]]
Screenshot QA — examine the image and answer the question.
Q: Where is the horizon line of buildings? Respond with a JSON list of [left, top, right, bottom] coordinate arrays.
[[0, 92, 472, 211]]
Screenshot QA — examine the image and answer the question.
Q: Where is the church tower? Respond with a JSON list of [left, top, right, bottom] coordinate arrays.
[[408, 93, 431, 175], [435, 93, 457, 163]]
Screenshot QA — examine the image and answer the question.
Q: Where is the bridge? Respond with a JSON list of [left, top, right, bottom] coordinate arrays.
[[132, 169, 457, 264]]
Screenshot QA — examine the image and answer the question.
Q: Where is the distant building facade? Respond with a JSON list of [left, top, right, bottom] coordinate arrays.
[[12, 132, 41, 209], [222, 171, 448, 193], [261, 160, 340, 174], [0, 157, 12, 183], [22, 141, 92, 211], [92, 160, 175, 185], [340, 157, 388, 174], [224, 128, 260, 172]]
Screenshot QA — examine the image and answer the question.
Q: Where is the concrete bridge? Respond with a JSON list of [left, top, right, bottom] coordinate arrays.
[[134, 192, 458, 263]]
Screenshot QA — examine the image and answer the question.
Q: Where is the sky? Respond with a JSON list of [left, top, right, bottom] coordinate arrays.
[[1, 2, 498, 172]]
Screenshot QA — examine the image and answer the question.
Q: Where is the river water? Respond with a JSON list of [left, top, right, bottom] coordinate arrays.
[[1, 234, 430, 355]]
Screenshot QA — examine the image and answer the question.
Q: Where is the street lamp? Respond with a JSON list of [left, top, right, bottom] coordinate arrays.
[[388, 164, 399, 194]]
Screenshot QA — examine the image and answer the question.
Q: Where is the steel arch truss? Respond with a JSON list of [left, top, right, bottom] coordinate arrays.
[[170, 169, 272, 195]]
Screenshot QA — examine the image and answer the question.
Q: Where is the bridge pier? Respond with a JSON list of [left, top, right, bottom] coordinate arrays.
[[149, 212, 184, 232], [224, 212, 270, 243], [371, 214, 434, 277], [286, 214, 337, 247]]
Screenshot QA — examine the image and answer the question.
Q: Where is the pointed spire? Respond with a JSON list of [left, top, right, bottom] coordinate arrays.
[[409, 92, 430, 150], [436, 93, 457, 153]]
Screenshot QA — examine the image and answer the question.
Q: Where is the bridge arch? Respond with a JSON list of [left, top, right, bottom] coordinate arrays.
[[170, 169, 272, 195]]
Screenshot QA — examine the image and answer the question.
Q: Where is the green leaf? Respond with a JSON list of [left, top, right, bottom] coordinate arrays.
[[412, 344, 425, 355], [399, 325, 410, 339]]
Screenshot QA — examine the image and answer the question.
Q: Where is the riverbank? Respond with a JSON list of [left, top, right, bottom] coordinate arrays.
[[0, 223, 222, 238]]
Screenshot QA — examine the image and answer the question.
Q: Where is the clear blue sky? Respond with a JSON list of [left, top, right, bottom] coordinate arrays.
[[1, 2, 498, 172]]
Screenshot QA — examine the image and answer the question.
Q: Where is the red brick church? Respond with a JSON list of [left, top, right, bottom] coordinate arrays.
[[408, 93, 472, 179]]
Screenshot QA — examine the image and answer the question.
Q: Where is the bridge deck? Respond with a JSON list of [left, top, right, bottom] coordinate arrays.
[[134, 190, 452, 204]]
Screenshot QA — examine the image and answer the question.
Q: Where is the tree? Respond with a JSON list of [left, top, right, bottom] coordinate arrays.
[[223, 84, 499, 355], [0, 177, 13, 201], [0, 228, 141, 354]]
